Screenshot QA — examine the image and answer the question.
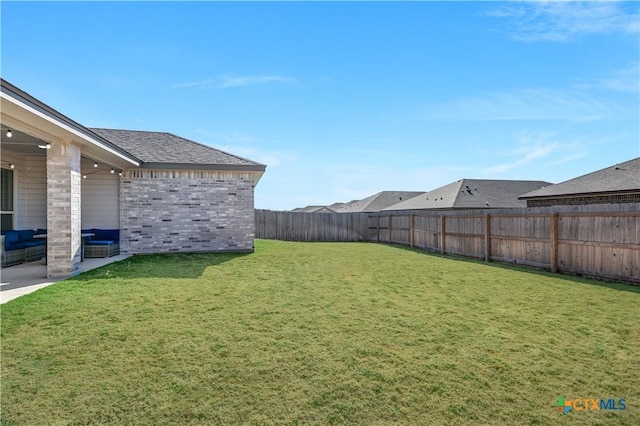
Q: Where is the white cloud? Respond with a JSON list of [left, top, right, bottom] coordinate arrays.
[[487, 1, 639, 42], [218, 75, 293, 88], [172, 75, 294, 89], [421, 88, 623, 122], [575, 63, 640, 92], [548, 152, 587, 166], [485, 143, 558, 174], [482, 129, 591, 175], [192, 129, 296, 167]]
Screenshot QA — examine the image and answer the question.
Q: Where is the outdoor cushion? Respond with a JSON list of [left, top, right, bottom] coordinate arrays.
[[85, 240, 117, 246], [82, 229, 94, 241], [91, 229, 119, 242], [4, 230, 44, 251], [17, 229, 34, 241], [10, 240, 45, 250], [4, 231, 19, 249]]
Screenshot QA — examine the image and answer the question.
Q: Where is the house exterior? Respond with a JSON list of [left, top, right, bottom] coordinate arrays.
[[1, 79, 265, 278], [335, 191, 425, 213], [382, 179, 552, 211], [519, 158, 640, 207], [291, 205, 337, 213]]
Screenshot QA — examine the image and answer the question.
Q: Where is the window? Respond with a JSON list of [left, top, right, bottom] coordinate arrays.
[[1, 168, 14, 233]]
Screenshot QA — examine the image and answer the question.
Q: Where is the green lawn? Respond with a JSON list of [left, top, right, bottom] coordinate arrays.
[[1, 240, 638, 425]]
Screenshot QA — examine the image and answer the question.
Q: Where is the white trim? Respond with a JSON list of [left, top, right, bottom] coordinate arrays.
[[1, 92, 140, 166]]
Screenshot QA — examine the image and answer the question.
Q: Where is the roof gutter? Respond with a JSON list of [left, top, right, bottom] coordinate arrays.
[[141, 162, 266, 172]]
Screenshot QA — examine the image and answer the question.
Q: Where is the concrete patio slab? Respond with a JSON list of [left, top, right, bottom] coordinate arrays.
[[0, 255, 131, 304]]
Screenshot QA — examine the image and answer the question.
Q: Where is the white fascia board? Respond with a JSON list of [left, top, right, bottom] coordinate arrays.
[[1, 92, 139, 166]]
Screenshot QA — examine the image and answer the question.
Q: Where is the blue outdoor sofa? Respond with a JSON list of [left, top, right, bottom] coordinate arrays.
[[83, 229, 120, 258], [1, 229, 46, 267]]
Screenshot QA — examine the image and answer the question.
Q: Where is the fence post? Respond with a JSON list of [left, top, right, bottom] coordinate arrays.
[[440, 215, 446, 255], [550, 213, 559, 273], [388, 215, 392, 243], [484, 213, 491, 262], [410, 214, 415, 247], [376, 216, 380, 243]]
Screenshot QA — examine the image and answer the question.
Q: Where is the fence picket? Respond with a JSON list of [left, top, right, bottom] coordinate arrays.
[[255, 205, 640, 284]]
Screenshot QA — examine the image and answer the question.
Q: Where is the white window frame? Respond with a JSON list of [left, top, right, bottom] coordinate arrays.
[[1, 166, 16, 231]]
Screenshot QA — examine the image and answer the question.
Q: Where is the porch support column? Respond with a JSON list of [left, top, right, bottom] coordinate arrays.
[[46, 139, 82, 278]]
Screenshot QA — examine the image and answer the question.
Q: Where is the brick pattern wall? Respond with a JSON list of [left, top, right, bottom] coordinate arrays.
[[119, 170, 255, 254], [46, 140, 82, 278], [527, 193, 640, 207]]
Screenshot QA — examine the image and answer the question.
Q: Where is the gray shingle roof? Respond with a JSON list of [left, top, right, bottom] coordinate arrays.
[[519, 157, 640, 199], [90, 128, 265, 170], [336, 191, 425, 213], [294, 206, 337, 213], [383, 179, 552, 211]]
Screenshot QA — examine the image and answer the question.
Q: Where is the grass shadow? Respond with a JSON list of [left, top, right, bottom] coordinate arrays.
[[71, 251, 251, 281], [379, 242, 640, 295]]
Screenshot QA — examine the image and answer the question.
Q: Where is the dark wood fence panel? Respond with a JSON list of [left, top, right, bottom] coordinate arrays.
[[489, 214, 550, 268], [554, 212, 640, 282], [256, 204, 640, 284], [444, 215, 485, 259], [390, 215, 410, 245], [255, 210, 369, 242], [412, 215, 440, 250]]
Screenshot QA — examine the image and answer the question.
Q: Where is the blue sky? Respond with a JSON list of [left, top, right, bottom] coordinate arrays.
[[2, 1, 638, 210]]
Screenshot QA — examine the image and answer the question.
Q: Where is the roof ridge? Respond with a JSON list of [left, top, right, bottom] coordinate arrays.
[[451, 179, 466, 207], [90, 127, 265, 167], [362, 191, 384, 209]]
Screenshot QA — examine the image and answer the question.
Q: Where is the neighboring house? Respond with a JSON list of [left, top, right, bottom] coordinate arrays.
[[383, 179, 551, 211], [328, 202, 346, 211], [519, 158, 640, 207], [1, 78, 265, 278], [292, 205, 337, 213], [336, 191, 424, 213]]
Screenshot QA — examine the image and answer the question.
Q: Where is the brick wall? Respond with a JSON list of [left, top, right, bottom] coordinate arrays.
[[119, 170, 255, 254], [527, 193, 640, 207]]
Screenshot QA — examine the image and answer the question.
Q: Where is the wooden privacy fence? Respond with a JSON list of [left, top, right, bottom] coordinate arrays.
[[255, 206, 640, 284], [371, 210, 639, 284], [255, 209, 369, 241]]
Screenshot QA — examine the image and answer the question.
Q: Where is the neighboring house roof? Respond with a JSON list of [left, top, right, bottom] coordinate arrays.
[[519, 157, 640, 200], [336, 191, 425, 213], [328, 202, 346, 210], [90, 128, 265, 171], [294, 205, 337, 213], [383, 179, 552, 211]]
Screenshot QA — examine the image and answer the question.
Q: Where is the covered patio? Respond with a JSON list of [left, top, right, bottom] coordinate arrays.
[[1, 79, 139, 279]]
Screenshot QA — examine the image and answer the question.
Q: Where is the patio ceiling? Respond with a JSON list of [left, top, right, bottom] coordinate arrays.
[[0, 125, 123, 171], [1, 125, 49, 156], [1, 81, 139, 170]]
